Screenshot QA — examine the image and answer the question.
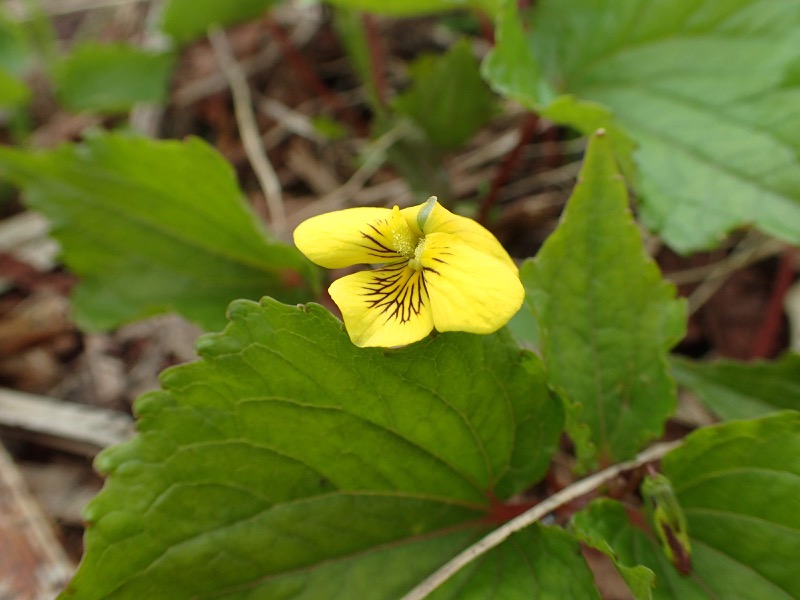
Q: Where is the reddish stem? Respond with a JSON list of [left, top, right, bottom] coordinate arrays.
[[264, 18, 367, 135], [750, 247, 797, 359], [541, 123, 562, 169], [625, 505, 650, 532], [476, 11, 495, 44], [361, 14, 388, 108], [485, 496, 537, 524], [477, 113, 539, 225], [0, 253, 74, 295]]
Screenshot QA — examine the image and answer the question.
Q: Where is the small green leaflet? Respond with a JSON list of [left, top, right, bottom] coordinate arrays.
[[641, 473, 692, 576], [54, 43, 175, 113], [160, 0, 278, 45], [393, 39, 496, 151], [324, 0, 498, 18], [0, 11, 34, 108], [0, 67, 29, 108]]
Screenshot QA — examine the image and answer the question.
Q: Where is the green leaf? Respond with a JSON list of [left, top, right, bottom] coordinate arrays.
[[664, 411, 800, 598], [0, 11, 35, 75], [671, 353, 800, 420], [506, 279, 540, 352], [160, 0, 277, 45], [483, 0, 800, 252], [0, 11, 33, 110], [0, 67, 29, 108], [332, 8, 383, 114], [480, 1, 553, 107], [61, 299, 564, 599], [431, 525, 600, 599], [571, 499, 656, 600], [522, 131, 686, 468], [54, 43, 175, 113], [538, 95, 638, 181], [324, 0, 498, 18], [393, 39, 496, 151], [0, 133, 319, 331]]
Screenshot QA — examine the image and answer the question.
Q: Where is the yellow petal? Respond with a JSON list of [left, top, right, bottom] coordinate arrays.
[[294, 206, 418, 269], [401, 199, 517, 272], [420, 232, 524, 334], [329, 262, 434, 348]]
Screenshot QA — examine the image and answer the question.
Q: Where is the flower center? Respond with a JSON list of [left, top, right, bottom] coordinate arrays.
[[408, 237, 426, 271], [392, 228, 417, 258]]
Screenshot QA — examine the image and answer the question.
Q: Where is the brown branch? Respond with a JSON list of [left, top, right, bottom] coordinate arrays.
[[0, 440, 74, 597], [264, 17, 367, 135], [209, 25, 286, 232], [476, 10, 495, 44], [477, 113, 539, 225], [751, 246, 797, 358], [685, 231, 780, 316], [362, 14, 388, 108]]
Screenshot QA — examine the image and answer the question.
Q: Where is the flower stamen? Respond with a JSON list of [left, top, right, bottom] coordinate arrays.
[[408, 238, 426, 271]]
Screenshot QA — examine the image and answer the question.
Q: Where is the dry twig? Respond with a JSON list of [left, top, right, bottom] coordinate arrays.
[[684, 232, 785, 316], [0, 388, 134, 457], [5, 0, 148, 19], [287, 121, 412, 229], [175, 6, 322, 107], [0, 441, 74, 597], [665, 238, 785, 289], [209, 25, 286, 232]]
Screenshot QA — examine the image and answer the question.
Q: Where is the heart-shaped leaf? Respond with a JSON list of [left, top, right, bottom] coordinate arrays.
[[61, 299, 563, 598]]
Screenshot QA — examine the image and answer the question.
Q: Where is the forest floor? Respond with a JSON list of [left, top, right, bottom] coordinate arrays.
[[0, 2, 797, 598]]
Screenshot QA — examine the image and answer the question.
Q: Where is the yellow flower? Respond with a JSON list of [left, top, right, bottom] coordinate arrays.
[[293, 196, 524, 348]]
